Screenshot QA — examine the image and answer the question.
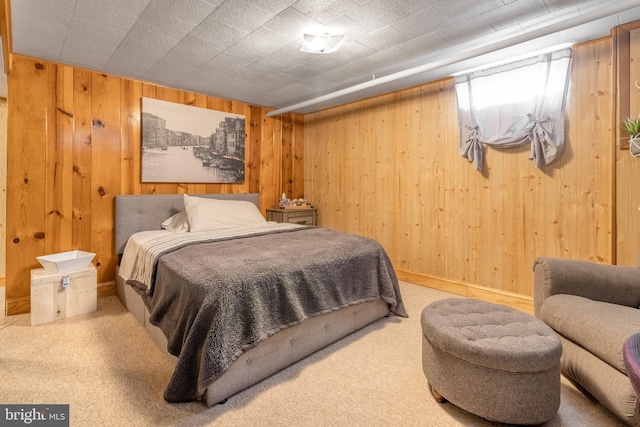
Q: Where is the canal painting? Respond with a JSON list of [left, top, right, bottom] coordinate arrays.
[[141, 97, 246, 183]]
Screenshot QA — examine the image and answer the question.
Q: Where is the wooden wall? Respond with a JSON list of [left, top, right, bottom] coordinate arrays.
[[5, 54, 304, 315], [5, 31, 639, 315], [304, 37, 619, 310], [617, 27, 640, 266], [0, 97, 5, 281]]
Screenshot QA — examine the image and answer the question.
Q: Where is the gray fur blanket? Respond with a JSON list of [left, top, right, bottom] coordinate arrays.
[[131, 226, 407, 402]]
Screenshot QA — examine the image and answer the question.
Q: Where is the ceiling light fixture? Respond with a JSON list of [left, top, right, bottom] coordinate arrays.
[[300, 32, 345, 54]]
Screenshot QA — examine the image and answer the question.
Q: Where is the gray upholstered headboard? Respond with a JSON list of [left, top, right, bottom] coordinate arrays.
[[114, 193, 260, 254]]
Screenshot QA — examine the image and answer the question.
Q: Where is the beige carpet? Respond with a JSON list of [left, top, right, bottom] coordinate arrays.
[[0, 281, 628, 427]]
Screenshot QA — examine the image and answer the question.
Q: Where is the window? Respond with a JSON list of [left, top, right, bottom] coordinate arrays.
[[455, 48, 572, 172]]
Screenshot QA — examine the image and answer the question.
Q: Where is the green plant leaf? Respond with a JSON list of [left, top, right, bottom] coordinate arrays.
[[623, 115, 640, 138]]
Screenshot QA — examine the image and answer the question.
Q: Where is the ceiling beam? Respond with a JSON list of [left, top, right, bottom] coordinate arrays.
[[0, 0, 12, 74]]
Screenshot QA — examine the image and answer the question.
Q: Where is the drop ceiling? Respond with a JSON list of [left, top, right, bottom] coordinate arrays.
[[8, 0, 640, 113]]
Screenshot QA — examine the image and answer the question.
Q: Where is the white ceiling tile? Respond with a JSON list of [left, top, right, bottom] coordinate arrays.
[[429, 0, 505, 20], [328, 16, 371, 43], [357, 25, 411, 51], [59, 45, 111, 70], [11, 0, 75, 26], [320, 40, 375, 63], [9, 0, 640, 112], [240, 27, 296, 55], [299, 54, 344, 73], [106, 0, 153, 15], [292, 0, 360, 26], [11, 11, 67, 60], [435, 24, 524, 58], [576, 0, 609, 12], [202, 55, 246, 74], [199, 0, 227, 6], [397, 31, 447, 56], [104, 41, 162, 74], [263, 43, 316, 67], [362, 46, 414, 75], [209, 0, 275, 32], [283, 63, 327, 79], [142, 61, 197, 85], [73, 0, 140, 32], [229, 67, 271, 82], [145, 0, 219, 25], [65, 19, 128, 53], [390, 7, 451, 40], [267, 81, 317, 101], [124, 26, 180, 54], [251, 0, 298, 15], [190, 18, 248, 46], [437, 17, 495, 45], [135, 9, 198, 40], [483, 0, 550, 31], [345, 0, 412, 31], [211, 44, 266, 69], [316, 61, 376, 87], [263, 7, 323, 40], [392, 0, 434, 14], [543, 0, 579, 12], [165, 36, 228, 67]]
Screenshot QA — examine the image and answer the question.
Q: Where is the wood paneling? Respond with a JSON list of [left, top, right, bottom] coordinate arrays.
[[305, 38, 616, 299], [616, 28, 640, 266], [5, 55, 302, 315], [5, 32, 637, 313], [0, 98, 6, 280], [0, 0, 12, 74]]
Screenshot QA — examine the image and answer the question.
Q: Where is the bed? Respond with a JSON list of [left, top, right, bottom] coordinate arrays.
[[114, 193, 407, 406]]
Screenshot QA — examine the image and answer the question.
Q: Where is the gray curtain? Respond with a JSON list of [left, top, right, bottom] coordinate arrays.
[[455, 48, 572, 173]]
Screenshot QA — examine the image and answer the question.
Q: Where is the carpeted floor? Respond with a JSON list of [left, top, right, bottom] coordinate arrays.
[[0, 281, 628, 426]]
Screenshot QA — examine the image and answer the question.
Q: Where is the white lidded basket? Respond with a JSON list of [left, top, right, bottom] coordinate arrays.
[[630, 136, 640, 157], [36, 250, 96, 273]]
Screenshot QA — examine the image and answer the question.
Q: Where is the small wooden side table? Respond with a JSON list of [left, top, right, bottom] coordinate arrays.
[[266, 207, 317, 226]]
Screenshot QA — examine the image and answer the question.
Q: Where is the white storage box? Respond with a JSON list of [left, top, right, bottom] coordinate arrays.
[[36, 250, 95, 273], [30, 266, 97, 326]]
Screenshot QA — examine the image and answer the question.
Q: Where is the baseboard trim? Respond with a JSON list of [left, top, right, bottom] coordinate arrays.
[[7, 273, 534, 316], [395, 269, 533, 314], [98, 281, 116, 297], [6, 295, 29, 316]]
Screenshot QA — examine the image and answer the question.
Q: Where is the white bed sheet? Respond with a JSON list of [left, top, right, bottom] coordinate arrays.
[[119, 222, 303, 290]]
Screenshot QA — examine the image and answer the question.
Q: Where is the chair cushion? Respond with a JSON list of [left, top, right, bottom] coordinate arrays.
[[540, 294, 640, 374]]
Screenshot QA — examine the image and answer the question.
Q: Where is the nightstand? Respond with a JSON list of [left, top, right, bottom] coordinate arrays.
[[30, 266, 97, 326], [266, 207, 317, 226]]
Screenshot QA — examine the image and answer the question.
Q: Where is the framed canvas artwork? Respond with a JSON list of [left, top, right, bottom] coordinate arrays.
[[141, 97, 246, 183]]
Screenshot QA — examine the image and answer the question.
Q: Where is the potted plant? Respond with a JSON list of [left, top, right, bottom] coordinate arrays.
[[623, 114, 640, 157]]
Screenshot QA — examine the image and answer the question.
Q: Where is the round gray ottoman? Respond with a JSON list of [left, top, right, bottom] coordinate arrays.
[[421, 298, 562, 425]]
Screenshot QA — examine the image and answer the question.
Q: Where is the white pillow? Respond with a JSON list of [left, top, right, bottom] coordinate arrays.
[[183, 194, 266, 232], [161, 211, 190, 233]]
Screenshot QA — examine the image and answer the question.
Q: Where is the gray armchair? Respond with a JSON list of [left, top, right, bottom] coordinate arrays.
[[533, 257, 640, 426]]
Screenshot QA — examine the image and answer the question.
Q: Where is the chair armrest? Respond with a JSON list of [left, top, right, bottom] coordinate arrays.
[[533, 257, 640, 317]]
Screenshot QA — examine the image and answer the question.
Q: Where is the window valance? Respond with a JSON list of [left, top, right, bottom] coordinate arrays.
[[455, 48, 572, 172]]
